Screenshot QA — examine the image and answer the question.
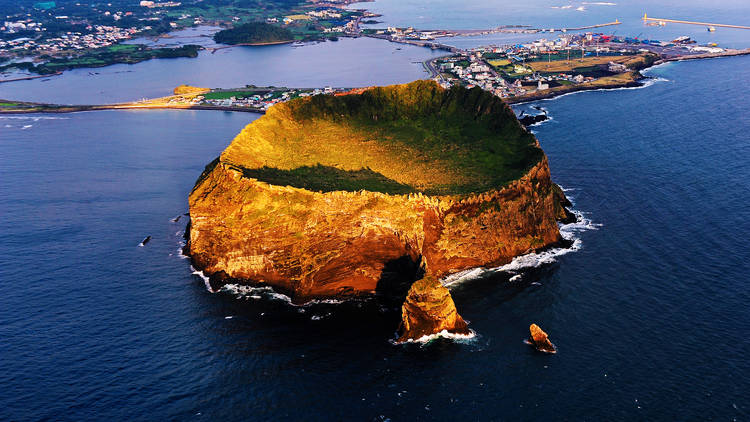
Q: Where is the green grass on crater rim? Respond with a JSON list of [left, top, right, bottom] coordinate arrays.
[[224, 80, 544, 196]]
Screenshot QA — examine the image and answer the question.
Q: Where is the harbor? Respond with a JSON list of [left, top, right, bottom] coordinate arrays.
[[643, 14, 750, 30]]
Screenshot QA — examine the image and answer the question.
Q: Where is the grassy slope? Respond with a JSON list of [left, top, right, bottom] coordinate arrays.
[[213, 22, 294, 45], [220, 80, 543, 196]]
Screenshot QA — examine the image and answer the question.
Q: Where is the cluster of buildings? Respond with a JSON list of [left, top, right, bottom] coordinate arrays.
[[171, 87, 344, 110], [376, 27, 445, 41], [435, 54, 526, 97], [306, 9, 343, 19], [2, 20, 44, 34], [0, 24, 137, 54], [433, 39, 621, 98], [138, 1, 182, 8], [266, 7, 374, 35]]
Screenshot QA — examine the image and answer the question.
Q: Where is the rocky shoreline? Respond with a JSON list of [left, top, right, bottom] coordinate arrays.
[[184, 81, 576, 341]]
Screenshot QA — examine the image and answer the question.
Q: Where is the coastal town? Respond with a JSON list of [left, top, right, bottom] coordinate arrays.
[[1, 23, 138, 54], [2, 0, 749, 109], [428, 32, 657, 99], [0, 0, 374, 73], [2, 0, 744, 86], [2, 28, 747, 115]]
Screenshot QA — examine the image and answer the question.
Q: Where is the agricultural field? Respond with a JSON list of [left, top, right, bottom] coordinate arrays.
[[526, 53, 636, 73], [487, 59, 510, 67]]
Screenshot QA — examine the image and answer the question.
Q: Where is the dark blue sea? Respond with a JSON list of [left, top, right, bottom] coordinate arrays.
[[1, 56, 749, 420]]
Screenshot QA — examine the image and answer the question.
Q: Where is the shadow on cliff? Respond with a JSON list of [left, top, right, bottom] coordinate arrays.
[[374, 255, 424, 324]]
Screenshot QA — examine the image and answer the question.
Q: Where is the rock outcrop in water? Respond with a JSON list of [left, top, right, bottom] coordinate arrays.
[[398, 272, 470, 342], [528, 323, 557, 353], [186, 80, 573, 339]]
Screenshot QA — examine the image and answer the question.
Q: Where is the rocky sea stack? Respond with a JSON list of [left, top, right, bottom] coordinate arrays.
[[185, 80, 573, 341], [528, 323, 557, 353]]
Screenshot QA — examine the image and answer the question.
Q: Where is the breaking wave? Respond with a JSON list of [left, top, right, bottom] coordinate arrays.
[[513, 76, 669, 107], [443, 200, 601, 288], [0, 116, 69, 121], [190, 266, 213, 292], [217, 283, 347, 307], [392, 329, 478, 345]]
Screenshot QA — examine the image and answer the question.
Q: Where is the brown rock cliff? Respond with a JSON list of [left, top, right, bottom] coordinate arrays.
[[397, 273, 470, 342], [185, 81, 573, 338]]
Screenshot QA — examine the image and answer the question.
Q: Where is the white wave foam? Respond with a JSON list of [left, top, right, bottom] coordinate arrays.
[[509, 274, 522, 282], [443, 205, 600, 288], [528, 114, 553, 127], [442, 267, 487, 287], [393, 329, 477, 345], [220, 283, 294, 305], [514, 76, 669, 107], [0, 116, 69, 121], [190, 266, 213, 292], [217, 282, 350, 307], [641, 61, 673, 74]]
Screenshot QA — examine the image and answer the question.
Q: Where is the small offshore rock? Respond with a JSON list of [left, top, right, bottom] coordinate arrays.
[[528, 323, 556, 354], [397, 273, 470, 342]]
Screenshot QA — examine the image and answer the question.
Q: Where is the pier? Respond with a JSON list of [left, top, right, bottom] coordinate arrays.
[[643, 14, 750, 30], [558, 20, 622, 32]]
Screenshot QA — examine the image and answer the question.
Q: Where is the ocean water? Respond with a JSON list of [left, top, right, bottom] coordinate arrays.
[[353, 0, 750, 48], [1, 54, 748, 420], [2, 1, 750, 414], [0, 36, 440, 104]]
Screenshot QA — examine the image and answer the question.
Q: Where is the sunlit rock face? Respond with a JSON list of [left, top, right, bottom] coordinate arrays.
[[529, 323, 557, 354], [397, 273, 470, 342], [186, 80, 572, 337]]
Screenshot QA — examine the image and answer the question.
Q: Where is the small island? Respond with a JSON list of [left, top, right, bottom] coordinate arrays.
[[0, 44, 201, 76], [213, 22, 294, 46], [184, 80, 574, 342]]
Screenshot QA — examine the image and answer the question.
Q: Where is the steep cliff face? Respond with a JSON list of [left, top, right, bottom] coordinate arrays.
[[188, 156, 568, 300], [186, 80, 572, 337]]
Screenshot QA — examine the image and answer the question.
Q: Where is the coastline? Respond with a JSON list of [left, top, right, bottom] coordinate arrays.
[[0, 102, 266, 115], [2, 47, 749, 116]]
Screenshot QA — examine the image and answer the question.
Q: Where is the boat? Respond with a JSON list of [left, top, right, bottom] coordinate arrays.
[[707, 26, 716, 32], [291, 41, 305, 47], [672, 35, 694, 44]]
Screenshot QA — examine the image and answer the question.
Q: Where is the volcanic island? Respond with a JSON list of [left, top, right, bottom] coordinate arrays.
[[185, 80, 574, 342]]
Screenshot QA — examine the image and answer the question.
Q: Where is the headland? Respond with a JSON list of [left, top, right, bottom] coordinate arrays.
[[183, 80, 575, 341]]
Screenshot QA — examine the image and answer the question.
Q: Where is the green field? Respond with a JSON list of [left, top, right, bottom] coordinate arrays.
[[203, 90, 261, 100], [31, 44, 201, 74], [269, 80, 543, 195]]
